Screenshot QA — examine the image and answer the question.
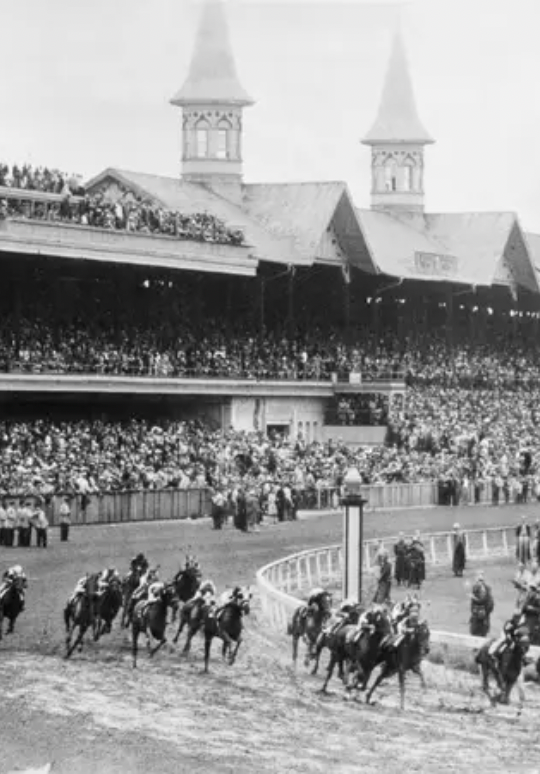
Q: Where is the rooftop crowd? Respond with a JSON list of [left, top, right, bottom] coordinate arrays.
[[0, 162, 245, 246]]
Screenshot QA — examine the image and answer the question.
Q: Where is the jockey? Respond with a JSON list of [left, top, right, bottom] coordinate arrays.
[[391, 595, 414, 629], [141, 580, 166, 615], [132, 566, 159, 604], [393, 602, 421, 648], [488, 611, 523, 659], [213, 586, 244, 618], [301, 587, 327, 619], [96, 568, 120, 596], [130, 552, 149, 575], [68, 574, 90, 607], [0, 565, 27, 603], [195, 580, 217, 605], [323, 598, 358, 636]]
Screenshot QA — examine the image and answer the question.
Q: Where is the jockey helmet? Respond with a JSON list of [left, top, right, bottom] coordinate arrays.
[[453, 523, 460, 530], [11, 565, 23, 575]]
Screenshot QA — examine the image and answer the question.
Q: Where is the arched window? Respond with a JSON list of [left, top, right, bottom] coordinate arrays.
[[403, 162, 414, 192], [216, 118, 232, 160], [384, 158, 398, 192], [195, 118, 210, 158]]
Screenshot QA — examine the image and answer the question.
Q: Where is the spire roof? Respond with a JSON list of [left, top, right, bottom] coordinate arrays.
[[171, 0, 254, 107], [362, 30, 433, 145]]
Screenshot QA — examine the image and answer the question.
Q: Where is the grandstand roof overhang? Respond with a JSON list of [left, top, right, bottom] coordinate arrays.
[[85, 170, 379, 274], [355, 208, 540, 295]]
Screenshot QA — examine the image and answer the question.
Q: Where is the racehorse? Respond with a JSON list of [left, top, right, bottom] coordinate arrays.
[[173, 595, 211, 654], [287, 591, 332, 669], [0, 575, 27, 641], [343, 607, 393, 697], [315, 605, 364, 691], [93, 576, 123, 641], [171, 556, 202, 622], [475, 626, 530, 707], [131, 582, 179, 669], [203, 590, 251, 673], [120, 567, 143, 629], [365, 619, 431, 710], [64, 574, 99, 659]]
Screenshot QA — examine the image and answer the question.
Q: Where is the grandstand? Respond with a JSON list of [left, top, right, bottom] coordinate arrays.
[[0, 0, 539, 502]]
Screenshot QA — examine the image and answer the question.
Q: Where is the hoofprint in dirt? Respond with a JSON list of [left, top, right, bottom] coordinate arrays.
[[0, 503, 535, 774]]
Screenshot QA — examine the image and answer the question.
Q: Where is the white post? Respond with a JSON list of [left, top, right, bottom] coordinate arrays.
[[502, 529, 509, 555], [482, 531, 489, 556], [342, 468, 366, 604]]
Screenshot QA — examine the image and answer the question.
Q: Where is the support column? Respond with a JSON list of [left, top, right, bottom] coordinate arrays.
[[259, 275, 266, 339], [342, 468, 367, 604], [287, 267, 296, 338]]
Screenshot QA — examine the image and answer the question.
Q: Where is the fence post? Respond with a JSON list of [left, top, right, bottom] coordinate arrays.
[[502, 528, 509, 555], [447, 534, 453, 561], [430, 536, 437, 564], [482, 531, 489, 556]]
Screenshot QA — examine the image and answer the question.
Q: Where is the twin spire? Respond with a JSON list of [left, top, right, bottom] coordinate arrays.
[[171, 0, 254, 107], [172, 0, 433, 212]]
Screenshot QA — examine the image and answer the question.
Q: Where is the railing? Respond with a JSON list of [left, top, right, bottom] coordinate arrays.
[[31, 488, 212, 526], [256, 526, 532, 654], [302, 480, 537, 512]]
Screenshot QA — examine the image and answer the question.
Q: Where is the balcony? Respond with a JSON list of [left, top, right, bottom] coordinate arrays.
[[0, 187, 256, 276]]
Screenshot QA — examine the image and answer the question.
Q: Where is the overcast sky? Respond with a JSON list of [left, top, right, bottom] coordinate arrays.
[[1, 0, 539, 230]]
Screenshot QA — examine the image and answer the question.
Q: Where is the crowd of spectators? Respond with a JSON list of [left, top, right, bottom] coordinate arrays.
[[1, 313, 539, 387], [0, 162, 245, 246], [1, 387, 540, 506]]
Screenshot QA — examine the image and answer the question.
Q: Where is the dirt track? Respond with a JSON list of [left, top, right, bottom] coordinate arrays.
[[2, 504, 540, 774]]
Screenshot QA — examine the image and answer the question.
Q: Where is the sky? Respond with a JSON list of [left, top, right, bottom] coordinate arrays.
[[1, 0, 540, 230]]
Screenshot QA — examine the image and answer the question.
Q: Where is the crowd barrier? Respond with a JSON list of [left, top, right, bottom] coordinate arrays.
[[307, 480, 539, 512], [6, 479, 539, 528], [256, 525, 540, 657], [34, 489, 212, 526]]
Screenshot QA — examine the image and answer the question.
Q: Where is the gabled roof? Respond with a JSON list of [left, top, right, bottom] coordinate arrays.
[[356, 209, 539, 291], [170, 0, 254, 107], [84, 168, 310, 266], [356, 208, 453, 281], [242, 181, 352, 261], [525, 231, 540, 272], [362, 30, 434, 146]]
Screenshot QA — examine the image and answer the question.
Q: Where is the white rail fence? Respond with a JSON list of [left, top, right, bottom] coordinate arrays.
[[256, 525, 540, 656]]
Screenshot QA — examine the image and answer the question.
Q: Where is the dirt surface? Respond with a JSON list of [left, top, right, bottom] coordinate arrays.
[[1, 503, 540, 774]]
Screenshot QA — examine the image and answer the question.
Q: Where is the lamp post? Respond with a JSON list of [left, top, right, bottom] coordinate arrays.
[[342, 467, 368, 604]]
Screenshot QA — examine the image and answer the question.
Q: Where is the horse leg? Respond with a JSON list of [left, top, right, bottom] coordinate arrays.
[[173, 615, 186, 645], [398, 668, 406, 711], [149, 634, 167, 659], [229, 637, 242, 666], [66, 625, 84, 659], [412, 664, 427, 690], [319, 653, 337, 694], [204, 634, 212, 673], [292, 632, 299, 667], [366, 664, 390, 705], [7, 616, 15, 635], [0, 606, 4, 642], [132, 624, 140, 669], [311, 639, 323, 676], [182, 625, 196, 655]]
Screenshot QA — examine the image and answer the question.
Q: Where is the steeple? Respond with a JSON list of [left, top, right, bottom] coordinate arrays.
[[170, 0, 255, 203], [362, 27, 434, 213]]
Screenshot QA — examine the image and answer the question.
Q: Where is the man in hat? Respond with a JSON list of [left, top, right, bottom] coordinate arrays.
[[393, 532, 407, 586], [5, 500, 16, 547], [452, 523, 467, 577], [516, 514, 531, 565], [33, 502, 49, 548], [521, 577, 540, 645], [469, 570, 494, 637], [59, 497, 72, 542], [0, 499, 6, 546]]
